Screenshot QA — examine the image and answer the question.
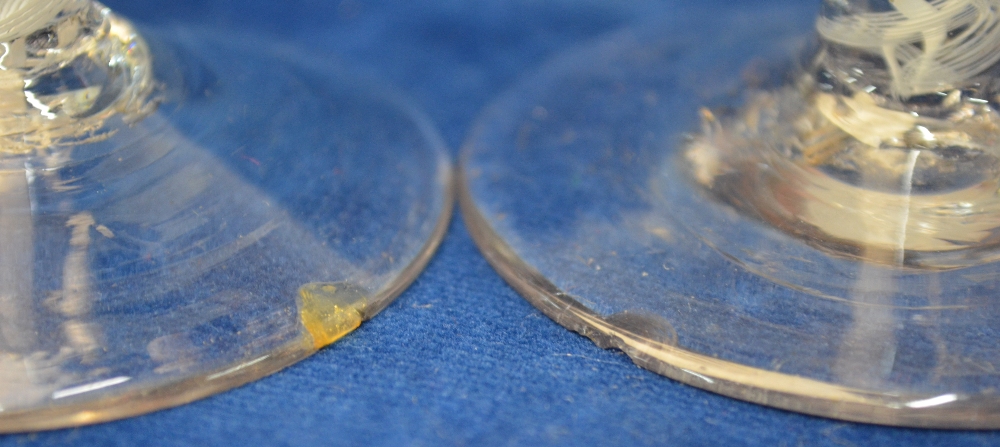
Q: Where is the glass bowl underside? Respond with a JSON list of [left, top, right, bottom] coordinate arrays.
[[0, 27, 452, 432], [460, 3, 1000, 429]]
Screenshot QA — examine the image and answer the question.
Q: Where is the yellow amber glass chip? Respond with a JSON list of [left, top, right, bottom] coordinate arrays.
[[297, 282, 368, 349]]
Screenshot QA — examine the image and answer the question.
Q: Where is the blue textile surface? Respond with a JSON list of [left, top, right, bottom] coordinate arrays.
[[4, 0, 1000, 445]]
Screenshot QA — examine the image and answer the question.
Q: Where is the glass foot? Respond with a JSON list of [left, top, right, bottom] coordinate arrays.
[[461, 1, 1000, 428], [0, 1, 451, 432]]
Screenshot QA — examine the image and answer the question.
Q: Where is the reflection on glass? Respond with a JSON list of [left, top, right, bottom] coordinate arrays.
[[0, 0, 451, 431], [461, 0, 1000, 428]]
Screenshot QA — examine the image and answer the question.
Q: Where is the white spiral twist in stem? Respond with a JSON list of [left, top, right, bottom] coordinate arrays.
[[818, 0, 1000, 97], [0, 0, 79, 43]]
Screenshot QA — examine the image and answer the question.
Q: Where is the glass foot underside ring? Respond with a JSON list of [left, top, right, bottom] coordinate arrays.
[[460, 3, 1000, 429], [0, 12, 452, 432]]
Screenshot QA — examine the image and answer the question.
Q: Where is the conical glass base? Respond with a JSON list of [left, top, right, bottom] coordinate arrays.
[[460, 2, 1000, 428], [0, 8, 452, 432]]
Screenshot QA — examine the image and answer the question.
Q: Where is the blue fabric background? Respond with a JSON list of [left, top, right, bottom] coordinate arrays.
[[3, 0, 1000, 445]]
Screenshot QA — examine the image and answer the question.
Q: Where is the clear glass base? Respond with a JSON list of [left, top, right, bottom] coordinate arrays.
[[0, 26, 452, 431], [460, 3, 1000, 428]]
